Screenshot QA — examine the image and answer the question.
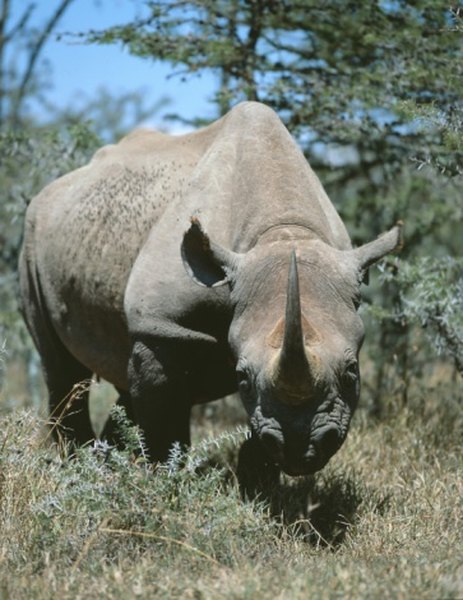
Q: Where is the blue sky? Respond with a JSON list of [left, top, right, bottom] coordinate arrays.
[[21, 0, 217, 131]]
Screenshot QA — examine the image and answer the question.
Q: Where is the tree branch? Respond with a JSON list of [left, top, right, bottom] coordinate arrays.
[[3, 2, 34, 44], [431, 313, 463, 377], [10, 0, 75, 127]]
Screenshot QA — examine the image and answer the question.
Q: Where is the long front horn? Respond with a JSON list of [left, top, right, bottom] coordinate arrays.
[[277, 251, 311, 388]]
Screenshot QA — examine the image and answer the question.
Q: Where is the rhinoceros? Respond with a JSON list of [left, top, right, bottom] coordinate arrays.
[[19, 101, 401, 478]]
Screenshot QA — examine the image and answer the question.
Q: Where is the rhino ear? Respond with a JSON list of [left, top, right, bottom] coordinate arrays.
[[181, 217, 241, 287], [353, 222, 403, 273]]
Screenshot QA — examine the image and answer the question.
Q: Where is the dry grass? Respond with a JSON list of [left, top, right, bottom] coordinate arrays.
[[0, 373, 462, 599]]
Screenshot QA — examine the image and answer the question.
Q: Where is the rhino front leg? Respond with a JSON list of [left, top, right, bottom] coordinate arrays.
[[128, 339, 191, 462], [100, 389, 136, 450]]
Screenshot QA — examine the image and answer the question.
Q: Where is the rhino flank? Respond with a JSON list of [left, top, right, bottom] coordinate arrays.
[[19, 101, 401, 478]]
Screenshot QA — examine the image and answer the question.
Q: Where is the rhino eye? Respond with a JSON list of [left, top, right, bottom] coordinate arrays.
[[237, 369, 251, 394], [344, 360, 358, 382]]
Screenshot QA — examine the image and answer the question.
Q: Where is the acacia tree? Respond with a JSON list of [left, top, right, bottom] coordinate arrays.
[[87, 1, 463, 174]]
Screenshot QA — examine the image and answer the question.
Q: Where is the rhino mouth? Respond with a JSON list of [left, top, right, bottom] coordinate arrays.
[[280, 425, 344, 475], [250, 399, 351, 476]]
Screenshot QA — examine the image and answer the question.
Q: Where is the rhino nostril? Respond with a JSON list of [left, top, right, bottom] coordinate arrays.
[[261, 430, 284, 461], [315, 427, 340, 457]]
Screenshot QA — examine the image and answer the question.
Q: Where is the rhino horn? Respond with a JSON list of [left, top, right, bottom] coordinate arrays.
[[276, 251, 312, 398]]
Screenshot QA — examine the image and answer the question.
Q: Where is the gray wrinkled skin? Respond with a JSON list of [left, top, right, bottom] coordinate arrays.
[[19, 101, 401, 475]]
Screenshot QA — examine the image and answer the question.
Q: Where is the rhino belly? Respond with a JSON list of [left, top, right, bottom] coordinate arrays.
[[54, 298, 131, 390]]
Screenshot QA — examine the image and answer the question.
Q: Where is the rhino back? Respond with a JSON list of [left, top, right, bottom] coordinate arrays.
[[142, 102, 351, 254]]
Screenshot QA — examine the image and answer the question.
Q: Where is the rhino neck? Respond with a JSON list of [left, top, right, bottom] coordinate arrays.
[[185, 103, 352, 254]]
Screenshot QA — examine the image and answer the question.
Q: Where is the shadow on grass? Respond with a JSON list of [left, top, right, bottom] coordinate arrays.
[[233, 435, 388, 549], [270, 474, 363, 548], [195, 456, 358, 549], [271, 471, 392, 549]]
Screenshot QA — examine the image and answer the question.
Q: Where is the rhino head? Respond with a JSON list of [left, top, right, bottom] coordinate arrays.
[[182, 218, 402, 475]]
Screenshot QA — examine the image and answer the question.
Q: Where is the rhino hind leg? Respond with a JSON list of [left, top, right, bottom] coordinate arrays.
[[44, 350, 95, 447], [21, 289, 95, 446], [29, 330, 95, 447], [19, 257, 95, 446], [33, 324, 95, 446]]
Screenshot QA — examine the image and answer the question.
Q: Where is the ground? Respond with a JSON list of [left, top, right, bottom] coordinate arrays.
[[0, 372, 461, 599]]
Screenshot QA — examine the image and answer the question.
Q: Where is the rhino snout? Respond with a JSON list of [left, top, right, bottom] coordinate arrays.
[[254, 419, 346, 476], [282, 426, 342, 476]]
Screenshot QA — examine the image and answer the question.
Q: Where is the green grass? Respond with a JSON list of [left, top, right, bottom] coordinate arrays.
[[0, 380, 462, 598]]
